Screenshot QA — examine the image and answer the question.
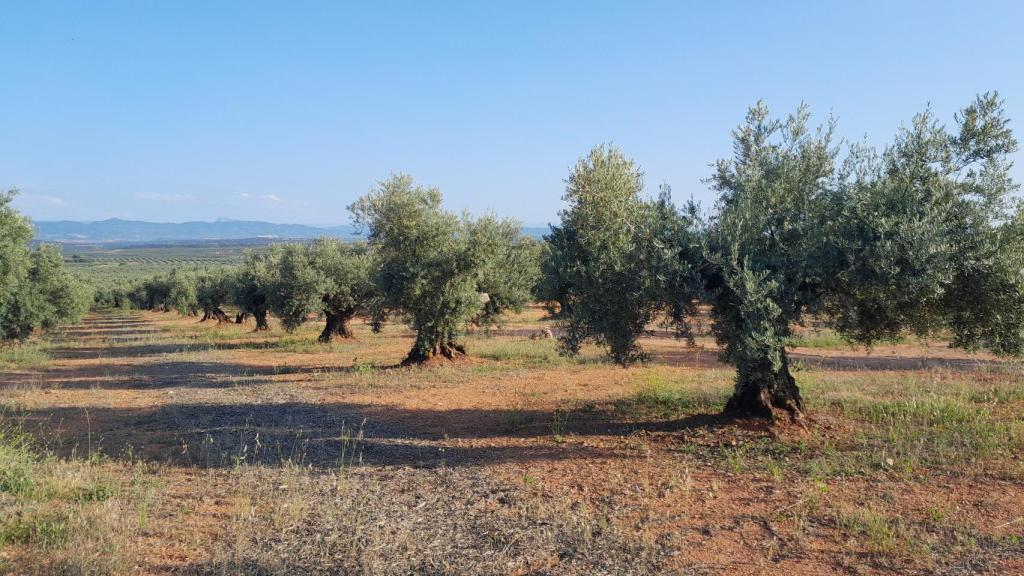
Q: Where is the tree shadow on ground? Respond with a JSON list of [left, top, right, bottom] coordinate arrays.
[[50, 340, 287, 360], [0, 360, 291, 390], [4, 400, 728, 470], [652, 347, 1017, 372], [0, 358, 406, 391]]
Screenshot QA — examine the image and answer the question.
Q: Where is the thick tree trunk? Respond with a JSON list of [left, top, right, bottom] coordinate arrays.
[[338, 315, 354, 339], [253, 309, 269, 331], [402, 341, 467, 365], [317, 310, 356, 343], [724, 350, 804, 420]]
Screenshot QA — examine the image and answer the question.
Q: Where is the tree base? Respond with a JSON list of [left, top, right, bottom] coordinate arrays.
[[317, 314, 355, 343], [724, 386, 803, 421], [401, 342, 467, 365], [724, 355, 804, 421], [253, 311, 269, 331]]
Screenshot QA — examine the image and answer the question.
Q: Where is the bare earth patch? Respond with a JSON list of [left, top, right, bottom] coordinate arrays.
[[1, 307, 1022, 575]]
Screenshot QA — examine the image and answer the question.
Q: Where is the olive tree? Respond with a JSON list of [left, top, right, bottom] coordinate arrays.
[[703, 93, 1022, 418], [307, 239, 376, 342], [350, 174, 492, 363], [0, 190, 34, 340], [166, 269, 200, 316], [0, 192, 92, 341], [702, 102, 840, 417], [468, 216, 541, 328], [268, 239, 376, 342], [24, 245, 92, 329], [135, 275, 172, 311], [232, 250, 279, 331], [550, 145, 702, 365], [130, 269, 197, 314], [268, 243, 323, 332], [196, 268, 235, 323]]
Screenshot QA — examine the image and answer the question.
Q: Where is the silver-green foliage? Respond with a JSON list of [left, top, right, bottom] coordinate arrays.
[[351, 174, 531, 361], [469, 216, 541, 328], [706, 93, 1022, 416], [231, 250, 280, 330], [704, 102, 839, 414], [551, 145, 702, 366], [195, 268, 235, 320], [268, 238, 376, 341], [827, 93, 1024, 355], [0, 191, 92, 341]]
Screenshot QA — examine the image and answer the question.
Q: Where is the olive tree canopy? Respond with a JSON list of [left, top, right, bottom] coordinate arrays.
[[196, 268, 235, 323], [232, 249, 279, 331], [550, 145, 702, 365], [268, 239, 376, 342], [468, 215, 541, 329], [0, 191, 92, 341], [351, 174, 530, 363], [547, 93, 1023, 420], [704, 93, 1022, 418]]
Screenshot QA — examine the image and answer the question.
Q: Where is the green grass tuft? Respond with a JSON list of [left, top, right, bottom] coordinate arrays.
[[614, 371, 730, 420], [0, 343, 50, 370]]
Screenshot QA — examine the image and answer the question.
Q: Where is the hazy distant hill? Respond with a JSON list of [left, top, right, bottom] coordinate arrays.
[[33, 218, 358, 243], [33, 218, 549, 243]]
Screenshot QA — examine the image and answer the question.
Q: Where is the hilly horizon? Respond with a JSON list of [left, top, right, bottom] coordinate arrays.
[[33, 217, 550, 243]]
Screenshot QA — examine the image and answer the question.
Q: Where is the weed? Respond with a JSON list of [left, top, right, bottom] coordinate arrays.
[[615, 370, 729, 420], [0, 342, 50, 370]]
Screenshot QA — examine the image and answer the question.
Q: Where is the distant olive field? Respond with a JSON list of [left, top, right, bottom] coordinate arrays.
[[60, 242, 263, 285]]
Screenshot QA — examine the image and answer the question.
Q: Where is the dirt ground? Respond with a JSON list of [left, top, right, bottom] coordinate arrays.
[[1, 307, 1022, 575]]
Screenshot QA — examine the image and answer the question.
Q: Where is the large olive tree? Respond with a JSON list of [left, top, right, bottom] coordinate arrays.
[[704, 93, 1022, 418]]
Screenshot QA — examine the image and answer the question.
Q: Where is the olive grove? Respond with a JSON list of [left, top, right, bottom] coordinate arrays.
[[548, 93, 1024, 419]]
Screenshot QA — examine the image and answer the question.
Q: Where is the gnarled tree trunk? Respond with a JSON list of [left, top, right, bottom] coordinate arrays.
[[402, 330, 466, 365], [318, 309, 356, 343], [724, 350, 803, 420], [253, 308, 269, 331]]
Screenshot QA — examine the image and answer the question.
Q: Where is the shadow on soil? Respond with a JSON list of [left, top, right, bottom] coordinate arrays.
[[5, 400, 728, 471], [50, 340, 286, 360], [0, 358, 402, 391]]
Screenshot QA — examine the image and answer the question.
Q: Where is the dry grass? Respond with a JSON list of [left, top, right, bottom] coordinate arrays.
[[1, 308, 1022, 575]]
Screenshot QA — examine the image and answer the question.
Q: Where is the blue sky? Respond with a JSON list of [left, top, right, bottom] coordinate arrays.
[[2, 1, 1022, 225]]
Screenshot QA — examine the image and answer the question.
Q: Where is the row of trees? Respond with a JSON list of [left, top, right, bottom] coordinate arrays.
[[544, 93, 1024, 419], [101, 92, 1024, 420], [0, 191, 93, 343], [116, 176, 542, 363]]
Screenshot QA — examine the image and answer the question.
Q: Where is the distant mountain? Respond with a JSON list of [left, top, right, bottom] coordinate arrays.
[[33, 218, 357, 243], [33, 218, 551, 243]]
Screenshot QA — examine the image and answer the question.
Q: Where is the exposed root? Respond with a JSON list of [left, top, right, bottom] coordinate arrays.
[[401, 342, 467, 366]]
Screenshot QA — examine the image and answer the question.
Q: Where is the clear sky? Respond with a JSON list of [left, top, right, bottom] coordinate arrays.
[[2, 1, 1022, 226]]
